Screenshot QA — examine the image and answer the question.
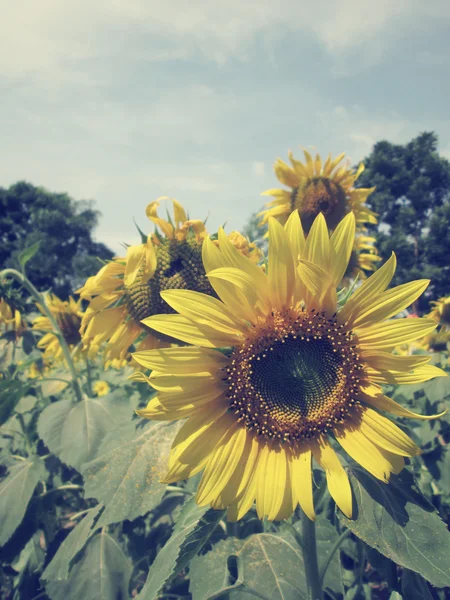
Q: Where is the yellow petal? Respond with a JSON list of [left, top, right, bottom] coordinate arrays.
[[172, 199, 188, 226], [356, 318, 437, 351], [284, 209, 306, 261], [312, 438, 352, 518], [268, 218, 295, 310], [305, 213, 332, 274], [136, 397, 209, 421], [362, 391, 448, 421], [330, 213, 356, 285], [256, 445, 287, 521], [357, 408, 420, 457], [196, 423, 247, 506], [160, 289, 245, 334], [142, 314, 242, 348], [361, 351, 431, 372], [340, 253, 397, 325], [207, 267, 269, 323], [291, 449, 315, 521], [132, 346, 227, 374], [124, 243, 146, 287], [334, 424, 395, 482], [351, 280, 430, 328], [274, 158, 301, 187]]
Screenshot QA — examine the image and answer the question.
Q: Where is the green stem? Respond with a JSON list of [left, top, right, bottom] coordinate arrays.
[[318, 528, 351, 586], [0, 269, 83, 402], [38, 484, 83, 498], [85, 357, 93, 395], [300, 507, 323, 600]]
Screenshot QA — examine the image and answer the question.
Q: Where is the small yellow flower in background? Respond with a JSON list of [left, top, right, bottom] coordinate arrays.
[[0, 282, 27, 335], [132, 212, 446, 522], [32, 295, 83, 362], [344, 233, 382, 283], [428, 296, 450, 331], [93, 380, 110, 397], [259, 149, 377, 233], [78, 198, 261, 365]]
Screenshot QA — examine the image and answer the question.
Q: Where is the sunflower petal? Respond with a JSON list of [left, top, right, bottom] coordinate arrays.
[[362, 390, 448, 421], [268, 218, 295, 309], [357, 408, 421, 457], [291, 449, 315, 521], [132, 346, 227, 374], [356, 318, 437, 351], [312, 438, 352, 518]]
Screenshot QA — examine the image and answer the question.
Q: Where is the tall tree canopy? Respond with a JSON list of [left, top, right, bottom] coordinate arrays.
[[0, 182, 113, 298], [357, 132, 450, 309]]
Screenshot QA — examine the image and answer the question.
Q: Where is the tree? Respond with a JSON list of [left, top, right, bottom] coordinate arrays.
[[356, 132, 450, 309], [0, 182, 113, 298]]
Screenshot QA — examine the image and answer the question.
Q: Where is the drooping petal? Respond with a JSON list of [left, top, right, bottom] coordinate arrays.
[[312, 438, 352, 518], [362, 390, 448, 421], [291, 449, 315, 521]]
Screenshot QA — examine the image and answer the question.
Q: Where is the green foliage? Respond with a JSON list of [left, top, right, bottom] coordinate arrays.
[[0, 182, 113, 298], [357, 132, 450, 306]]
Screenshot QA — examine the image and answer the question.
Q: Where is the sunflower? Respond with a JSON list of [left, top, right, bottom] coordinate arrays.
[[422, 331, 450, 353], [259, 149, 377, 233], [93, 380, 110, 397], [78, 198, 260, 363], [344, 233, 382, 282], [132, 212, 446, 522], [32, 295, 83, 362], [428, 296, 450, 331], [0, 281, 27, 335]]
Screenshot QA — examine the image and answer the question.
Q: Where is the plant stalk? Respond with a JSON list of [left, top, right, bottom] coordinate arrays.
[[300, 507, 323, 600]]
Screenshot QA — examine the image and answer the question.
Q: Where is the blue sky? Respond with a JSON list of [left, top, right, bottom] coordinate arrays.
[[1, 0, 450, 254]]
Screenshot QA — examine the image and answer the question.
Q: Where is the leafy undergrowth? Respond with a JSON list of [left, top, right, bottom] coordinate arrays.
[[1, 334, 450, 600]]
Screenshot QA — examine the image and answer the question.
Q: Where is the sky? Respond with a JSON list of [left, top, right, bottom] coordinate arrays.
[[1, 0, 450, 254]]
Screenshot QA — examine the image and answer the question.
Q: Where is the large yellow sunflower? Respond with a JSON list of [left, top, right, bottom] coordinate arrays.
[[259, 149, 377, 233], [78, 198, 260, 364], [132, 212, 446, 522], [32, 295, 83, 362], [344, 233, 382, 283], [428, 296, 450, 331]]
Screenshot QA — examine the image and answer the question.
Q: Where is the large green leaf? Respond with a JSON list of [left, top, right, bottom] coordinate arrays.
[[138, 497, 224, 600], [45, 531, 132, 600], [338, 466, 450, 588], [315, 518, 345, 597], [189, 531, 307, 600], [42, 504, 103, 582], [37, 393, 133, 470], [401, 569, 433, 600], [81, 421, 179, 526], [0, 457, 46, 546]]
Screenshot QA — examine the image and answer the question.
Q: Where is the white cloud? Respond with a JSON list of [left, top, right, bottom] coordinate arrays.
[[252, 161, 265, 176]]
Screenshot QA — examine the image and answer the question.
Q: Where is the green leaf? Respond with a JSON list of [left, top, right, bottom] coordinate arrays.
[[42, 504, 103, 582], [0, 457, 46, 546], [401, 569, 433, 600], [189, 530, 307, 600], [421, 376, 450, 403], [0, 379, 29, 425], [18, 241, 40, 271], [338, 466, 450, 588], [81, 421, 179, 526], [37, 393, 133, 470], [44, 531, 132, 600], [137, 497, 224, 600]]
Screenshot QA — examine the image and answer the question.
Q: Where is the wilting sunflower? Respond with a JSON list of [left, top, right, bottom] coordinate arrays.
[[0, 281, 27, 335], [428, 296, 450, 331], [132, 212, 445, 522], [259, 149, 377, 233], [32, 295, 83, 362], [344, 233, 382, 282], [78, 198, 260, 363], [423, 331, 450, 353]]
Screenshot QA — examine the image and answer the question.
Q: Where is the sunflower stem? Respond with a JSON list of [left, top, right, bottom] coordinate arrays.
[[300, 507, 323, 600], [0, 269, 84, 403]]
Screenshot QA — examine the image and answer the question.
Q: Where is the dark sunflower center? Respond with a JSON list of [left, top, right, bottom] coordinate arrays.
[[126, 237, 215, 325], [440, 303, 450, 326], [58, 313, 82, 346], [250, 336, 342, 422], [225, 310, 365, 444], [292, 177, 347, 232]]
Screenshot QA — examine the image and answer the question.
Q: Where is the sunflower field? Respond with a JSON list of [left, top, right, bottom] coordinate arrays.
[[1, 144, 450, 600]]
